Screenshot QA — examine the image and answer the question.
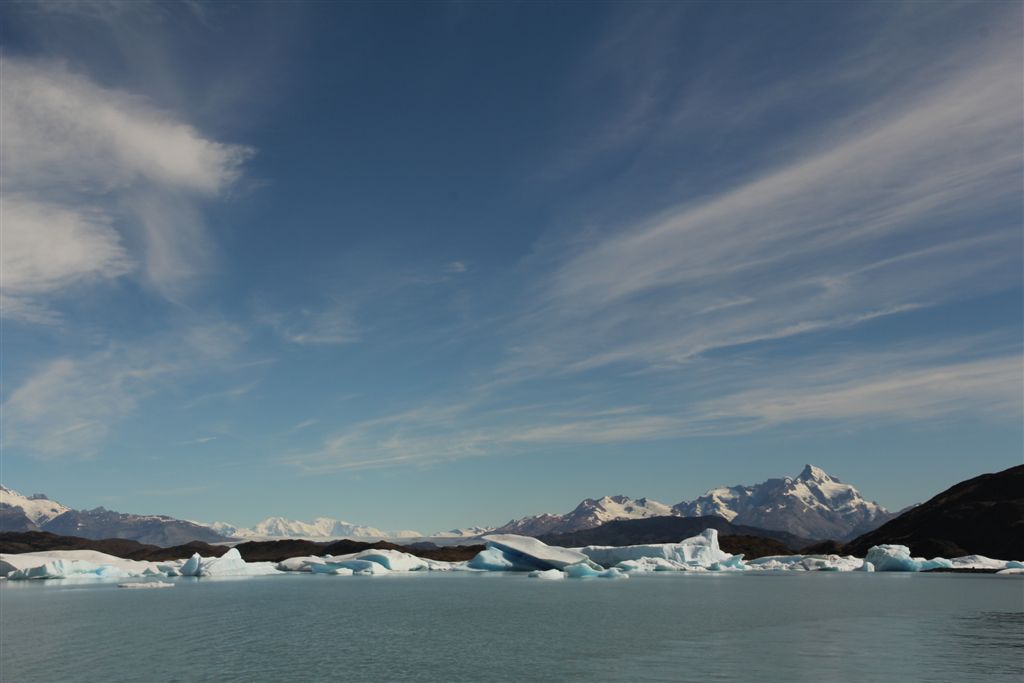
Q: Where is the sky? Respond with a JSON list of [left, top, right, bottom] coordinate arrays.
[[1, 1, 1021, 533]]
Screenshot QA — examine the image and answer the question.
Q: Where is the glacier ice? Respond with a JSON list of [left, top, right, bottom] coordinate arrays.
[[467, 547, 516, 571], [864, 545, 954, 572], [178, 548, 280, 577], [563, 563, 628, 579], [528, 569, 566, 580], [473, 534, 595, 571], [580, 529, 743, 571]]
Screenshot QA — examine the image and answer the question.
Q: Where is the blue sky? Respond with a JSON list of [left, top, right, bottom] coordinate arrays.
[[1, 1, 1021, 532]]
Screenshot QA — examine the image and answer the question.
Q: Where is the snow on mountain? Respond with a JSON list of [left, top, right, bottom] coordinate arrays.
[[0, 486, 71, 526], [673, 465, 893, 541], [488, 466, 891, 541], [493, 496, 675, 537], [225, 516, 422, 540], [431, 526, 495, 538]]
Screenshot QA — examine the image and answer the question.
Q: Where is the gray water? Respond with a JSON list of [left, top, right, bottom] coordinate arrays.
[[2, 572, 1022, 682]]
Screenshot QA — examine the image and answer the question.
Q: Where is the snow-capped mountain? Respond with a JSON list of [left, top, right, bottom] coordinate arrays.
[[673, 465, 893, 541], [431, 526, 495, 538], [0, 485, 71, 528], [1, 485, 226, 545], [222, 516, 422, 540], [488, 467, 892, 541], [493, 495, 675, 537]]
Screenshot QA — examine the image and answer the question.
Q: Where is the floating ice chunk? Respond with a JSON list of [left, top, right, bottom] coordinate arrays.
[[467, 547, 516, 571], [348, 549, 427, 572], [179, 548, 280, 577], [528, 569, 566, 580], [579, 529, 741, 570], [309, 563, 355, 576], [320, 559, 391, 574], [118, 582, 174, 589], [860, 561, 875, 572], [1, 551, 161, 579], [277, 556, 325, 572], [864, 545, 953, 572], [948, 555, 1024, 570], [997, 568, 1024, 575], [564, 563, 628, 579], [616, 557, 693, 573], [474, 535, 594, 571]]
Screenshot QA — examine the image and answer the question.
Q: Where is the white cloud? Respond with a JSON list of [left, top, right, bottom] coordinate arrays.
[[0, 57, 252, 317], [698, 355, 1023, 430], [1, 196, 133, 323], [503, 43, 1022, 378]]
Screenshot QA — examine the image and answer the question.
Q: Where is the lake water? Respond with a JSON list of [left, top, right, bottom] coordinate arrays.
[[2, 572, 1022, 682]]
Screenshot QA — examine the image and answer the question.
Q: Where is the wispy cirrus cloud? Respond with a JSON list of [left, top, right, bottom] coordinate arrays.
[[2, 323, 246, 458], [0, 56, 252, 319], [504, 36, 1022, 379]]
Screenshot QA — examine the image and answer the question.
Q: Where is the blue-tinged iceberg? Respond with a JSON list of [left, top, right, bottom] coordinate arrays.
[[471, 534, 596, 571], [864, 545, 954, 572]]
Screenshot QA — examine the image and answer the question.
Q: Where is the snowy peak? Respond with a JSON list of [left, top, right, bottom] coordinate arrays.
[[0, 485, 71, 525], [226, 516, 423, 540], [796, 464, 834, 483], [675, 465, 891, 541], [494, 495, 674, 537]]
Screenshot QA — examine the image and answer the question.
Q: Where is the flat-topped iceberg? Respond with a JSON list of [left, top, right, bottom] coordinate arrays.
[[1, 550, 164, 580]]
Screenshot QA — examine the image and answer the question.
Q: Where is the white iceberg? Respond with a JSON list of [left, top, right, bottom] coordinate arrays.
[[471, 535, 595, 571], [179, 548, 280, 577], [528, 569, 566, 580], [1, 550, 164, 580], [118, 581, 174, 589], [746, 554, 864, 572], [579, 529, 743, 570]]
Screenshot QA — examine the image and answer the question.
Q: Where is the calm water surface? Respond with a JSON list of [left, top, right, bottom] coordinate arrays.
[[2, 572, 1022, 682]]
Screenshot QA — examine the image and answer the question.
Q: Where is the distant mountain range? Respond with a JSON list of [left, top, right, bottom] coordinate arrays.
[[209, 517, 423, 540], [0, 486, 225, 546], [0, 464, 893, 545], [494, 465, 893, 541]]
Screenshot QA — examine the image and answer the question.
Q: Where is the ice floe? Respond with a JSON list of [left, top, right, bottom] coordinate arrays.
[[528, 569, 566, 580]]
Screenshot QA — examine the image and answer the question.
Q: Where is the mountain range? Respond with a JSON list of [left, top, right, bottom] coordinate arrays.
[[1, 464, 891, 545], [0, 486, 225, 546], [493, 465, 892, 541]]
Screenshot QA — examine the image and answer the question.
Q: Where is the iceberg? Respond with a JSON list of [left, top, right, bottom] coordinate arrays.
[[118, 581, 174, 589], [746, 554, 864, 572], [579, 529, 743, 570], [179, 548, 280, 577], [471, 535, 595, 571], [563, 563, 628, 579], [864, 545, 953, 572], [528, 569, 566, 580], [467, 547, 516, 571], [1, 550, 163, 580]]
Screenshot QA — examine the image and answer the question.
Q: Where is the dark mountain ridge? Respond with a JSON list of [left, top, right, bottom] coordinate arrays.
[[842, 464, 1023, 559]]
